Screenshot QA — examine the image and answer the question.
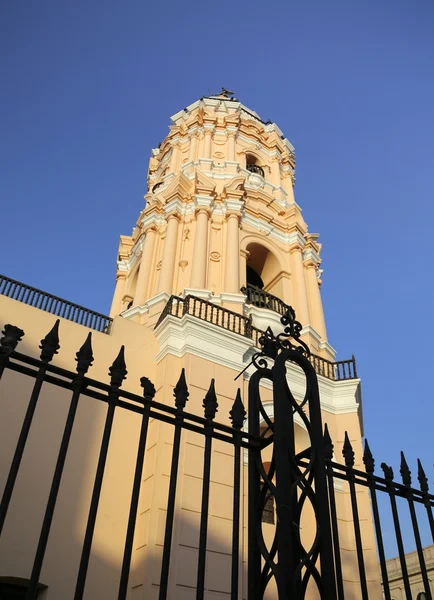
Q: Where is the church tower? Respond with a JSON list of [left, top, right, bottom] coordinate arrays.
[[106, 93, 380, 599], [109, 91, 333, 361]]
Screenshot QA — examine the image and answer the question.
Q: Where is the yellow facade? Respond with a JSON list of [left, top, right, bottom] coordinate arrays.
[[0, 93, 382, 599]]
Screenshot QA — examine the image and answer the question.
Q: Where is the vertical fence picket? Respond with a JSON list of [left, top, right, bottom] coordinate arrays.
[[381, 462, 412, 600], [74, 347, 128, 600], [323, 425, 344, 600], [159, 369, 189, 600], [418, 459, 434, 541], [0, 321, 60, 535], [400, 452, 432, 599], [362, 440, 391, 600], [26, 333, 95, 600], [342, 432, 369, 600], [117, 377, 155, 600], [0, 324, 25, 379], [196, 380, 218, 600], [230, 390, 245, 600]]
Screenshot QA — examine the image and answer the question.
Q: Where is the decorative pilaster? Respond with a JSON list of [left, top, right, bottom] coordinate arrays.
[[224, 212, 241, 293], [169, 142, 181, 173], [270, 155, 281, 188], [305, 260, 327, 341], [109, 273, 127, 317], [157, 214, 180, 294], [203, 128, 213, 159], [289, 243, 310, 326], [190, 207, 210, 289], [227, 132, 236, 161], [133, 227, 157, 306], [188, 135, 198, 162]]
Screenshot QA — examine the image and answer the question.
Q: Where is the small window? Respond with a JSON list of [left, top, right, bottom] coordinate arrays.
[[262, 490, 275, 524], [127, 300, 133, 310], [417, 593, 427, 600]]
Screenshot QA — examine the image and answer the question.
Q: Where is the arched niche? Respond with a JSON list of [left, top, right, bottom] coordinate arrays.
[[245, 241, 284, 300]]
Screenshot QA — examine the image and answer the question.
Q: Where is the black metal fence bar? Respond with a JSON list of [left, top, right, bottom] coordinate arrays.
[[74, 348, 127, 600], [0, 274, 112, 334], [196, 381, 217, 600], [118, 380, 154, 600], [363, 440, 391, 600], [159, 370, 188, 600]]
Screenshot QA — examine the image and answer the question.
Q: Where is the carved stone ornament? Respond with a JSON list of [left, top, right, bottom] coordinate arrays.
[[156, 260, 162, 271], [213, 151, 224, 159], [210, 251, 221, 262]]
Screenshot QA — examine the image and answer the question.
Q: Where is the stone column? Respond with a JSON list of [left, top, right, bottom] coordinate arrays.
[[270, 156, 281, 188], [289, 243, 310, 326], [188, 135, 198, 162], [305, 261, 327, 340], [227, 132, 236, 161], [109, 274, 126, 317], [133, 228, 157, 306], [224, 213, 240, 293], [169, 142, 181, 173], [157, 214, 180, 294], [203, 129, 213, 158], [190, 208, 209, 289], [282, 172, 295, 203], [239, 249, 250, 289]]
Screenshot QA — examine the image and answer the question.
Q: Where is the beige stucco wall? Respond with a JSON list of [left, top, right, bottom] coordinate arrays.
[[0, 295, 382, 598]]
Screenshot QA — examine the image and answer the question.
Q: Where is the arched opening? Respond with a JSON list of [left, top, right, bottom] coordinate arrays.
[[246, 265, 264, 289], [246, 242, 284, 300], [246, 153, 265, 177]]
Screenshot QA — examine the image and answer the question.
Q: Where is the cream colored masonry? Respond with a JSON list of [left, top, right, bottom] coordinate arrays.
[[154, 313, 361, 425]]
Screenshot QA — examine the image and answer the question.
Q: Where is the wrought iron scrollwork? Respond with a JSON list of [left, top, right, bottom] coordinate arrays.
[[247, 307, 336, 599]]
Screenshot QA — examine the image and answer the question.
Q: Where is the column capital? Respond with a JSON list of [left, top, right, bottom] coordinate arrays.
[[225, 211, 241, 223], [166, 211, 182, 223], [195, 206, 211, 217], [240, 249, 250, 259], [304, 259, 318, 270], [144, 223, 158, 235], [289, 242, 304, 254]]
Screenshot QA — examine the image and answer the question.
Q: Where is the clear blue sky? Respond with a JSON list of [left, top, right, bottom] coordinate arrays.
[[2, 1, 434, 556]]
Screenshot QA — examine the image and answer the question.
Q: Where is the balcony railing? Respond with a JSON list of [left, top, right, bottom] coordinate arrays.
[[157, 295, 358, 381], [241, 285, 288, 316], [155, 294, 252, 337], [246, 164, 265, 177], [0, 274, 112, 334]]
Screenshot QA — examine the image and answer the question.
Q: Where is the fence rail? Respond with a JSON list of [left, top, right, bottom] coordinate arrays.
[[157, 295, 358, 381], [0, 274, 112, 334], [0, 321, 432, 599]]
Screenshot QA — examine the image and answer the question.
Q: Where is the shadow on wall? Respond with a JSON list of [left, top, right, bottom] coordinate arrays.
[[0, 336, 382, 599], [0, 334, 248, 599]]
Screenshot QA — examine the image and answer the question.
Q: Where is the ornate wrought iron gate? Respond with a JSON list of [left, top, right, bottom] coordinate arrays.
[[0, 310, 433, 599]]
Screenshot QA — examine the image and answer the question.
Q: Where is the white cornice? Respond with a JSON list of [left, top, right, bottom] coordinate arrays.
[[153, 315, 362, 421], [241, 213, 306, 247], [117, 236, 144, 272]]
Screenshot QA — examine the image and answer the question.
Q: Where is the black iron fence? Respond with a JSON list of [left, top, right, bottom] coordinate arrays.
[[0, 308, 432, 599], [0, 321, 254, 600], [0, 274, 112, 334]]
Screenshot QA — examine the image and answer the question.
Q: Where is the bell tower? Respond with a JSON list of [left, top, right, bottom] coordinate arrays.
[[110, 91, 334, 359]]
